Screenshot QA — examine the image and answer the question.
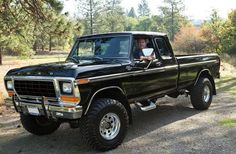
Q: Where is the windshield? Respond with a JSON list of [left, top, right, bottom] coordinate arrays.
[[67, 35, 131, 62]]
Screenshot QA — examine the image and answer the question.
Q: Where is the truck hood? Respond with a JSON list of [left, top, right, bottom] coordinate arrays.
[[6, 60, 126, 79]]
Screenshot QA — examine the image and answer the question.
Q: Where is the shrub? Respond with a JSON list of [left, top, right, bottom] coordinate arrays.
[[226, 43, 236, 55], [173, 26, 206, 53], [2, 35, 35, 57]]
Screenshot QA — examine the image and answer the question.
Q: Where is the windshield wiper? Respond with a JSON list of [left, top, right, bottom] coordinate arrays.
[[79, 56, 103, 61], [67, 56, 80, 63], [92, 56, 103, 61]]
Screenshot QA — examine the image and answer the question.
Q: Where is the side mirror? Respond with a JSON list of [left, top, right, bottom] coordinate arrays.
[[142, 48, 154, 57]]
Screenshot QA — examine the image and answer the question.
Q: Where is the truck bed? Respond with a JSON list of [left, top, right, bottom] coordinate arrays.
[[175, 53, 220, 90]]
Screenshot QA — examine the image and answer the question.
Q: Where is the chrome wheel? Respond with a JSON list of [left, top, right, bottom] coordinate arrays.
[[203, 85, 210, 103], [99, 113, 121, 140]]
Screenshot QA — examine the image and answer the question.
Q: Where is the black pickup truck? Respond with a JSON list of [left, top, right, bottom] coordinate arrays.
[[4, 31, 220, 151]]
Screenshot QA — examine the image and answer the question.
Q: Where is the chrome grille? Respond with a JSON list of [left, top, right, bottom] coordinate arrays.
[[14, 80, 56, 97]]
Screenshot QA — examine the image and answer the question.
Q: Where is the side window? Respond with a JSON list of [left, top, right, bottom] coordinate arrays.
[[132, 37, 157, 59], [155, 38, 172, 59]]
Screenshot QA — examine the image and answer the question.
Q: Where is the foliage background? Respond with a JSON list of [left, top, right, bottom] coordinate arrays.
[[0, 0, 235, 62]]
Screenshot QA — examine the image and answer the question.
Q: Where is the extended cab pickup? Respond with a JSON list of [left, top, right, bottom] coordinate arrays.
[[4, 31, 220, 151]]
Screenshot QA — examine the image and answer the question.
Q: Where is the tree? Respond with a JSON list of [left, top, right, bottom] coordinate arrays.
[[124, 17, 138, 31], [77, 0, 103, 34], [149, 15, 167, 32], [0, 0, 64, 64], [229, 9, 236, 27], [159, 0, 186, 41], [138, 0, 150, 17], [128, 7, 136, 18], [200, 9, 225, 53], [33, 13, 75, 52], [99, 0, 125, 32], [225, 9, 236, 54], [135, 17, 153, 31]]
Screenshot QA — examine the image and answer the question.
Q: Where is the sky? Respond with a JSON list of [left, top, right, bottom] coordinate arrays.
[[62, 0, 236, 20]]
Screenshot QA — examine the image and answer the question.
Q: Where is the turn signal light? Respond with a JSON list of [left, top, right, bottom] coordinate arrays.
[[8, 91, 14, 97], [76, 78, 90, 84], [60, 96, 80, 103]]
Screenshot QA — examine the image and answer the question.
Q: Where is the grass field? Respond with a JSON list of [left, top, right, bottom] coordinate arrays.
[[216, 75, 236, 99]]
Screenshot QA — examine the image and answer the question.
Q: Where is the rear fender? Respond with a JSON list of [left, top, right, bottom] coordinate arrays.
[[194, 69, 216, 95]]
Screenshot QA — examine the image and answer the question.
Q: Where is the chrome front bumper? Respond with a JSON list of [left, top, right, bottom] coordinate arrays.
[[4, 76, 83, 120], [5, 97, 83, 120]]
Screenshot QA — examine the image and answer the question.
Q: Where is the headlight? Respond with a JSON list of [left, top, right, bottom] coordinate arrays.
[[62, 82, 73, 94], [6, 80, 13, 90]]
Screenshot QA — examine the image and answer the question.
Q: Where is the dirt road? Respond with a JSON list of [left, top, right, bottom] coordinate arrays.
[[0, 92, 236, 154]]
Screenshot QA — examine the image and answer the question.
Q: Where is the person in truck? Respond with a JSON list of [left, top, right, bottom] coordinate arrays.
[[133, 38, 157, 107], [133, 38, 156, 61]]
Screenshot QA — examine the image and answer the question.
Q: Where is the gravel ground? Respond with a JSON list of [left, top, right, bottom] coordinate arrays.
[[0, 92, 236, 154]]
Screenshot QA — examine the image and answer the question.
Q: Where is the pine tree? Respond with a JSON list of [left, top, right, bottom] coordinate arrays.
[[77, 0, 103, 34], [128, 7, 137, 18], [138, 0, 150, 17], [159, 0, 186, 41], [100, 0, 125, 32]]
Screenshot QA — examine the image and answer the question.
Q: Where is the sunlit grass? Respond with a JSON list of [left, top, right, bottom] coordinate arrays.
[[3, 55, 66, 61], [216, 75, 236, 99], [219, 119, 236, 126]]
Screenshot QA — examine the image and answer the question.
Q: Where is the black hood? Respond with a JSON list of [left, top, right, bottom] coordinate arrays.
[[6, 60, 127, 79]]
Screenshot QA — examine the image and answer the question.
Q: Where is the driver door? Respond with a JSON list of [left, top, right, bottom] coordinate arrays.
[[127, 36, 178, 100]]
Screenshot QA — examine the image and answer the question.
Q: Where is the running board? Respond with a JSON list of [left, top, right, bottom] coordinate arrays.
[[136, 102, 157, 111]]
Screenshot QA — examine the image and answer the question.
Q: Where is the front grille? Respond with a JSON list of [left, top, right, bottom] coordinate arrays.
[[14, 80, 56, 97]]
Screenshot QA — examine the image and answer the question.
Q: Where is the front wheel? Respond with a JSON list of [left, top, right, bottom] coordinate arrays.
[[20, 114, 60, 136], [80, 98, 129, 151], [190, 77, 213, 110]]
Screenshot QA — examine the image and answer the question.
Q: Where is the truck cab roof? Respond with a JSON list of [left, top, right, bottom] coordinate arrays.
[[78, 31, 167, 39]]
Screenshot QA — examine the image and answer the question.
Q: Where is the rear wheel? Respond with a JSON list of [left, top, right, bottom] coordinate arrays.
[[20, 114, 60, 135], [80, 98, 128, 151], [190, 77, 213, 110]]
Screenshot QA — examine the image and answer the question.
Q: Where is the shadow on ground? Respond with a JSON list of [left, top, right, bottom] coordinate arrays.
[[0, 97, 200, 154], [216, 77, 236, 95], [0, 92, 236, 154]]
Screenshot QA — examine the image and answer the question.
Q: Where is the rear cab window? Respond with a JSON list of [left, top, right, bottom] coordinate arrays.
[[155, 37, 173, 60]]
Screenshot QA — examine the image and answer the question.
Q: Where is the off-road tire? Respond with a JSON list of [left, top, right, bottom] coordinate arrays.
[[80, 98, 129, 151], [190, 77, 213, 110], [20, 114, 60, 136]]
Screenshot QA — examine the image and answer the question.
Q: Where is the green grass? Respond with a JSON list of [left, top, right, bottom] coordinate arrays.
[[217, 76, 236, 127], [219, 119, 236, 126], [216, 75, 236, 99]]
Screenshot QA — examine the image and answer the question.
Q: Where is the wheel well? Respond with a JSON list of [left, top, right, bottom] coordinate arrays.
[[196, 70, 216, 95], [90, 88, 132, 124]]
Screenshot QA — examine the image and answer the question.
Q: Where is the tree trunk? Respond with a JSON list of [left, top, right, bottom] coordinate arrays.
[[171, 3, 174, 41], [49, 35, 52, 52], [89, 0, 93, 34], [0, 48, 2, 65], [33, 41, 37, 52], [42, 44, 44, 52]]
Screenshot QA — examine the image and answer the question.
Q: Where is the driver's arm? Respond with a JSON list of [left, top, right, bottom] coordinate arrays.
[[140, 52, 156, 61]]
